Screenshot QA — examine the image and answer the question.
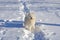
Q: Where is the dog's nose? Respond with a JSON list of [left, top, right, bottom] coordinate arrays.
[[30, 17, 32, 19], [29, 16, 32, 19]]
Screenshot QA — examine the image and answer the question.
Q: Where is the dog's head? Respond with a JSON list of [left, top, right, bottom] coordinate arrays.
[[27, 12, 36, 20]]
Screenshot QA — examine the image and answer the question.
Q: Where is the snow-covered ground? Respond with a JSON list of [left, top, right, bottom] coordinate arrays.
[[0, 0, 60, 40]]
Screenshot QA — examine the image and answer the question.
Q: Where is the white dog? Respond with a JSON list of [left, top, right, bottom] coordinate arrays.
[[24, 12, 36, 32]]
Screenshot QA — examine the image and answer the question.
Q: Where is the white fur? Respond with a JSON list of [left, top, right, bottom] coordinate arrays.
[[24, 12, 36, 32]]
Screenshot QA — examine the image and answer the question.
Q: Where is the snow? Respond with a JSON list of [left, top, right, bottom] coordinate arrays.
[[0, 27, 55, 40], [0, 28, 34, 40], [0, 0, 60, 40]]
